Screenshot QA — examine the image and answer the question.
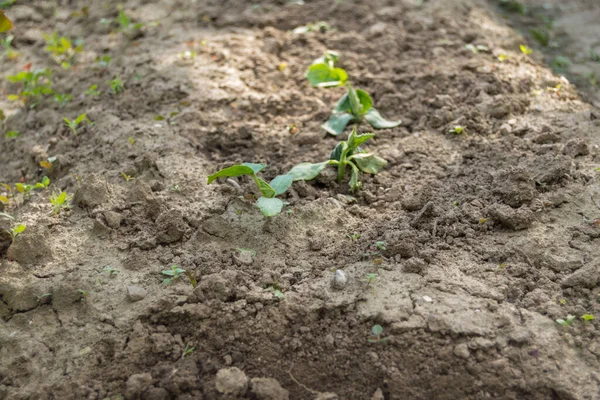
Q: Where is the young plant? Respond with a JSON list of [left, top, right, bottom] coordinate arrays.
[[306, 50, 348, 88], [161, 265, 186, 285], [115, 9, 144, 33], [103, 266, 120, 277], [110, 77, 124, 94], [292, 21, 332, 35], [49, 191, 73, 215], [9, 224, 25, 242], [121, 172, 134, 182], [364, 273, 378, 286], [34, 176, 50, 189], [449, 126, 464, 134], [14, 183, 33, 199], [95, 55, 112, 68], [1, 34, 19, 60], [287, 128, 387, 191], [182, 343, 196, 358], [54, 93, 72, 108], [207, 163, 293, 217], [580, 314, 594, 322], [78, 289, 89, 303], [367, 324, 388, 343], [322, 84, 401, 135], [154, 111, 179, 126], [43, 32, 82, 68], [520, 44, 532, 56], [556, 315, 576, 327], [84, 84, 101, 96], [7, 68, 53, 107], [63, 113, 91, 136]]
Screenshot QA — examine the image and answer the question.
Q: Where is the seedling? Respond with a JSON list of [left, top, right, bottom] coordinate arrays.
[[110, 77, 124, 94], [78, 289, 89, 303], [95, 55, 112, 68], [322, 84, 400, 135], [449, 126, 464, 134], [5, 130, 19, 138], [1, 34, 19, 60], [292, 21, 332, 34], [154, 111, 179, 126], [208, 163, 293, 217], [287, 128, 387, 191], [184, 270, 198, 288], [0, 10, 13, 33], [14, 183, 33, 199], [367, 324, 389, 343], [465, 44, 489, 54], [161, 265, 186, 285], [182, 343, 196, 358], [63, 113, 91, 136], [265, 284, 284, 299], [497, 54, 509, 62], [84, 84, 101, 96], [43, 32, 82, 69], [115, 9, 144, 32], [103, 266, 119, 277], [529, 27, 549, 47], [580, 314, 594, 321], [121, 172, 134, 182], [54, 93, 72, 108], [7, 68, 53, 107], [364, 273, 378, 286], [556, 315, 576, 327], [520, 44, 532, 56], [9, 224, 25, 242], [347, 233, 361, 241], [0, 212, 14, 220], [306, 50, 348, 88], [34, 176, 50, 189], [49, 190, 73, 215]]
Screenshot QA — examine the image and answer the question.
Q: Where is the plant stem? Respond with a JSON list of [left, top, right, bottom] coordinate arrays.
[[337, 162, 346, 181]]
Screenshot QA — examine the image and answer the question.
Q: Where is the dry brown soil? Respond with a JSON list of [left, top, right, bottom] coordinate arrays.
[[1, 0, 599, 399]]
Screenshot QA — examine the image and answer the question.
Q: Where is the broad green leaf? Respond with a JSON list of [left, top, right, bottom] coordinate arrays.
[[347, 128, 374, 150], [254, 177, 276, 198], [364, 108, 401, 129], [14, 183, 25, 193], [270, 174, 293, 196], [207, 163, 264, 184], [351, 153, 388, 174], [322, 112, 355, 136], [356, 89, 373, 114], [34, 183, 45, 189], [0, 196, 8, 204], [348, 85, 363, 117], [42, 176, 50, 186], [57, 191, 67, 203], [74, 113, 87, 124], [371, 324, 383, 336], [581, 314, 595, 321], [306, 63, 347, 87], [12, 224, 26, 235], [287, 161, 331, 181], [63, 117, 72, 125], [256, 197, 284, 217], [333, 93, 350, 112], [0, 11, 13, 33], [349, 163, 361, 191]]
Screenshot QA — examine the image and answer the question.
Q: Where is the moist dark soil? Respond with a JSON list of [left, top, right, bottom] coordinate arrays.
[[1, 0, 599, 399]]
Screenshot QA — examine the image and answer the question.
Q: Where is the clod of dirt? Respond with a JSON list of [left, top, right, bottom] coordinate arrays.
[[250, 377, 289, 400], [155, 209, 187, 244], [124, 373, 153, 400], [561, 263, 600, 289], [127, 286, 148, 302], [453, 343, 470, 359], [0, 263, 46, 312], [403, 257, 428, 274], [74, 174, 111, 209], [330, 269, 347, 290], [492, 167, 536, 207], [488, 204, 534, 231], [0, 230, 11, 257], [562, 139, 589, 157], [195, 271, 237, 302], [371, 388, 384, 400], [9, 226, 53, 267], [215, 367, 249, 396], [533, 156, 571, 185], [104, 211, 123, 229]]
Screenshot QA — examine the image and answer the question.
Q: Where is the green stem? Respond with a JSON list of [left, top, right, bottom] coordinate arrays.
[[337, 162, 346, 181]]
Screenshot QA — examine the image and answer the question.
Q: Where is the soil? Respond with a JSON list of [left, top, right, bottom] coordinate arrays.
[[1, 0, 599, 399]]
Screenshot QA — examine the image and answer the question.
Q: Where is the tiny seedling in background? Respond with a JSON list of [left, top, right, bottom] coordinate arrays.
[[552, 56, 570, 72], [364, 273, 378, 286], [34, 176, 50, 189], [347, 232, 361, 241], [43, 32, 83, 69], [465, 44, 489, 54], [182, 343, 196, 358], [580, 314, 594, 322], [556, 315, 576, 327], [49, 191, 73, 215], [449, 126, 464, 134], [306, 50, 348, 88], [185, 270, 198, 288], [63, 113, 91, 136], [520, 44, 532, 56], [115, 9, 144, 33], [110, 77, 124, 94], [84, 84, 101, 96], [95, 55, 112, 68], [5, 130, 19, 139], [121, 172, 134, 182], [161, 265, 186, 285], [9, 224, 25, 242], [7, 68, 53, 107], [292, 21, 332, 34], [14, 183, 34, 199], [154, 111, 179, 126], [78, 289, 89, 303], [54, 93, 72, 108], [1, 34, 19, 60], [367, 324, 388, 343], [497, 54, 509, 62], [103, 266, 120, 277]]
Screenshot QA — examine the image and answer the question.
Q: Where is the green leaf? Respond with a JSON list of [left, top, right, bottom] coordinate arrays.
[[42, 176, 50, 186], [256, 197, 284, 217], [333, 93, 350, 112], [349, 162, 361, 191], [74, 113, 87, 124], [207, 163, 265, 184], [12, 224, 26, 235], [329, 142, 345, 161], [581, 314, 594, 321], [0, 11, 13, 33], [306, 63, 348, 87], [364, 108, 401, 129], [287, 161, 331, 181], [371, 324, 383, 336], [355, 89, 373, 114], [347, 128, 374, 150], [254, 177, 276, 198], [351, 153, 388, 174], [322, 112, 355, 135], [270, 174, 293, 196], [348, 85, 363, 117]]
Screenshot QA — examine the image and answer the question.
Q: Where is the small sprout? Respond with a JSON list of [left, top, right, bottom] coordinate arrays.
[[580, 314, 594, 321], [128, 137, 136, 145], [115, 9, 144, 33], [7, 68, 53, 107], [54, 93, 72, 108], [178, 50, 196, 61], [479, 218, 488, 224], [49, 190, 73, 215], [184, 270, 198, 288], [306, 50, 347, 88], [95, 55, 112, 68], [288, 123, 299, 135], [529, 27, 549, 47], [273, 289, 284, 299], [374, 241, 386, 251], [78, 289, 89, 303], [14, 183, 33, 198], [452, 200, 459, 207], [154, 111, 179, 126], [497, 54, 509, 62], [367, 324, 389, 343], [552, 56, 570, 72], [121, 172, 134, 182], [449, 126, 464, 134], [40, 157, 56, 170], [520, 44, 532, 56], [63, 113, 91, 136], [182, 343, 196, 358], [84, 84, 101, 96], [5, 130, 19, 138], [161, 265, 186, 285], [465, 44, 489, 54], [364, 273, 378, 286], [347, 233, 361, 241], [43, 32, 82, 69], [33, 176, 50, 189], [103, 266, 120, 277], [292, 21, 332, 34], [1, 34, 20, 60], [37, 293, 53, 304], [110, 77, 124, 94], [559, 298, 567, 305], [10, 224, 25, 241], [556, 315, 576, 327]]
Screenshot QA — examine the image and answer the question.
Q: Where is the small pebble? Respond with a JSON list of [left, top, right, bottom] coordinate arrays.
[[127, 286, 147, 302]]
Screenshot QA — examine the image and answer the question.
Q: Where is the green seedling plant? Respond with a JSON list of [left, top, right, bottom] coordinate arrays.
[[34, 176, 50, 189], [449, 126, 464, 134], [103, 266, 119, 277], [580, 314, 594, 321], [208, 163, 294, 217], [95, 55, 112, 68], [367, 324, 389, 343], [520, 44, 532, 56], [9, 224, 25, 242], [115, 9, 144, 33], [7, 68, 53, 107], [287, 128, 387, 191], [364, 273, 378, 286], [182, 343, 196, 358], [154, 111, 179, 126], [161, 265, 186, 285], [1, 34, 19, 60], [121, 172, 134, 182], [64, 113, 91, 137], [306, 50, 348, 88], [54, 93, 72, 108], [292, 21, 332, 34], [84, 84, 101, 96], [43, 32, 82, 69], [556, 315, 576, 327], [110, 77, 124, 94], [184, 270, 198, 288], [78, 289, 89, 303], [14, 183, 34, 199], [50, 191, 73, 215]]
